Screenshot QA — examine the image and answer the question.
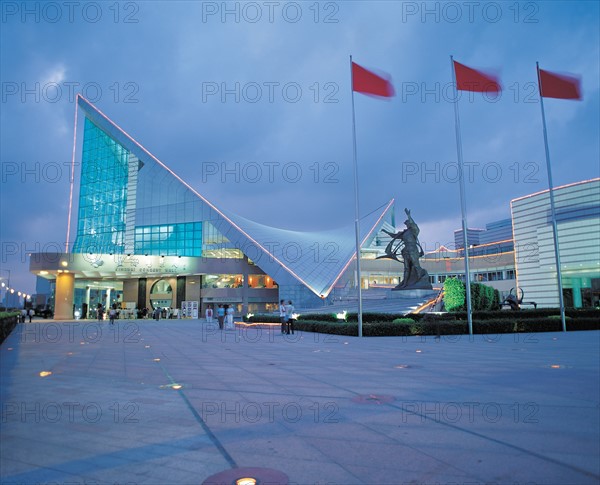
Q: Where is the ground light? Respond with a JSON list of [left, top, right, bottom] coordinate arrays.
[[236, 479, 257, 485], [202, 467, 288, 485]]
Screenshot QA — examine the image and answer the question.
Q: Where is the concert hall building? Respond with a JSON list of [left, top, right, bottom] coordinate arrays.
[[29, 96, 396, 319], [29, 96, 600, 319]]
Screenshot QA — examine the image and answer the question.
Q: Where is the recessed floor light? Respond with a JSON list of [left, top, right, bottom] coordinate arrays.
[[202, 467, 288, 485]]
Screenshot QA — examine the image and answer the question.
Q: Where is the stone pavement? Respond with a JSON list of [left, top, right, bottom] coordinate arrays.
[[1, 319, 599, 485]]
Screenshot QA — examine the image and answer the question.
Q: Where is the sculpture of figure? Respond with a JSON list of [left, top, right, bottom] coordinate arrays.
[[378, 208, 432, 290]]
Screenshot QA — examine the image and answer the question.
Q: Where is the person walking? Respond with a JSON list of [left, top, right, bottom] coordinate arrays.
[[225, 304, 235, 330], [154, 307, 161, 321], [205, 305, 213, 323], [285, 300, 295, 335], [109, 305, 117, 325], [28, 308, 34, 323], [217, 304, 225, 330], [279, 300, 287, 334]]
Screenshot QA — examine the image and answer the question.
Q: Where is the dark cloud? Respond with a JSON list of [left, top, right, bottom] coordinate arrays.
[[1, 1, 599, 294]]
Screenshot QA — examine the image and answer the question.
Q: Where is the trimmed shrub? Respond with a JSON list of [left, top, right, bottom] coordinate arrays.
[[292, 315, 599, 337], [346, 312, 405, 323], [0, 312, 20, 344], [392, 318, 415, 324], [294, 320, 358, 336], [247, 314, 280, 323], [444, 278, 466, 311], [297, 313, 339, 322], [491, 289, 501, 310]]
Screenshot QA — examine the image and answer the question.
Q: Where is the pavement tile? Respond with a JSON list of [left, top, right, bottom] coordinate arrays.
[[1, 323, 599, 484]]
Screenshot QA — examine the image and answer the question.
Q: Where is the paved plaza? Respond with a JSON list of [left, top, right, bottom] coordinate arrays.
[[1, 320, 599, 485]]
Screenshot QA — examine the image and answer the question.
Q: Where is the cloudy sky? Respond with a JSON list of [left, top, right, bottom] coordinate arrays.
[[1, 0, 599, 295]]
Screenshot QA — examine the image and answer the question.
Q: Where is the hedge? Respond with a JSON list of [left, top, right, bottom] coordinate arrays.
[[292, 317, 599, 337], [0, 312, 20, 345], [443, 278, 501, 312], [246, 314, 281, 323]]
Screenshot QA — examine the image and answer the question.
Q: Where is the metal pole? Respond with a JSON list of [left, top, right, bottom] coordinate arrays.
[[536, 62, 567, 332], [450, 56, 474, 337], [350, 55, 364, 337]]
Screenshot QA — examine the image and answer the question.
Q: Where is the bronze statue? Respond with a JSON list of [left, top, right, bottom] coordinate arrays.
[[377, 208, 433, 290]]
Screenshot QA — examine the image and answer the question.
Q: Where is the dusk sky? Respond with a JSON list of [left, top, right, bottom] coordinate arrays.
[[1, 0, 599, 296]]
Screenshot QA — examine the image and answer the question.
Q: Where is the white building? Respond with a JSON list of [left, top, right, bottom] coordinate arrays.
[[511, 178, 600, 309]]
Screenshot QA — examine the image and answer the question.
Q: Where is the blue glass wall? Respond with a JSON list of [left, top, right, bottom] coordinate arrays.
[[73, 118, 129, 254], [134, 222, 202, 257]]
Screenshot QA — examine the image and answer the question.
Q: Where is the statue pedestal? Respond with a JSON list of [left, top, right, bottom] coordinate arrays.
[[388, 289, 436, 299]]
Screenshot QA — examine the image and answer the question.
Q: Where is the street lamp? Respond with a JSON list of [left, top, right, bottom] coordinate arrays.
[[0, 269, 10, 305]]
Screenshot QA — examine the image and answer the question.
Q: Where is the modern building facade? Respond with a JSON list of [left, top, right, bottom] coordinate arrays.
[[29, 95, 394, 319], [29, 97, 599, 318], [511, 179, 600, 309]]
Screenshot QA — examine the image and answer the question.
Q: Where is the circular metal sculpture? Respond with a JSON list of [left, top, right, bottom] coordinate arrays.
[[377, 208, 433, 290]]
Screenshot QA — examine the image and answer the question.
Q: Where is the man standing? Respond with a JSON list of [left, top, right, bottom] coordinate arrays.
[[279, 300, 287, 334], [285, 300, 295, 335], [217, 304, 225, 330]]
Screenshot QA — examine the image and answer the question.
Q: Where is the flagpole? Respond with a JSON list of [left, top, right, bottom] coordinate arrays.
[[536, 62, 567, 332], [350, 55, 364, 337], [450, 55, 473, 337]]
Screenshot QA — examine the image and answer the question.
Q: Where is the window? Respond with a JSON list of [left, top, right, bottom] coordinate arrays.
[[73, 118, 129, 255], [151, 280, 172, 294], [134, 222, 202, 257]]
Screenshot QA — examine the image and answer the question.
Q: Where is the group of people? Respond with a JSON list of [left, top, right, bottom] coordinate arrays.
[[205, 304, 235, 330], [279, 299, 295, 335], [20, 308, 34, 323]]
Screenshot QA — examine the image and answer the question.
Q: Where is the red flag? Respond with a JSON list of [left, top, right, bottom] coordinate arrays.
[[453, 60, 501, 93], [352, 62, 395, 97], [539, 69, 582, 100]]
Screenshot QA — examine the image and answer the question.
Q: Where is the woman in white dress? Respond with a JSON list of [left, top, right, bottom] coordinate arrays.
[[225, 305, 235, 329]]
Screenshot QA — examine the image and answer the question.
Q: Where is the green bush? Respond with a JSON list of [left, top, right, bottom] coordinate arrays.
[[444, 278, 512, 312], [346, 312, 406, 323], [294, 320, 359, 336], [444, 278, 466, 311], [297, 313, 339, 322], [392, 318, 415, 324], [491, 289, 501, 310], [0, 312, 20, 344], [247, 314, 280, 323], [292, 315, 599, 337]]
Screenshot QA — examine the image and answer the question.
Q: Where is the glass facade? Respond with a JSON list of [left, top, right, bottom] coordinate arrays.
[[134, 222, 202, 257], [73, 118, 129, 254]]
